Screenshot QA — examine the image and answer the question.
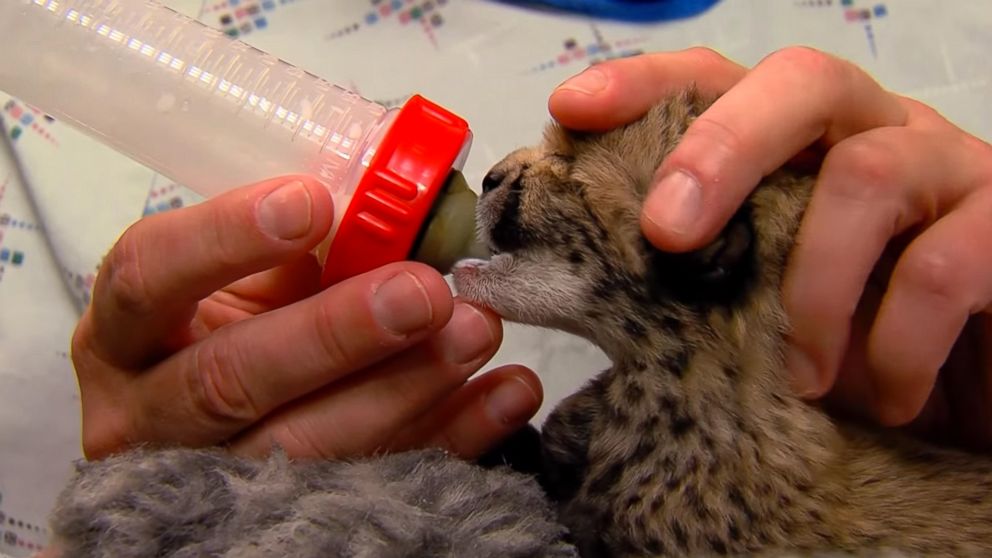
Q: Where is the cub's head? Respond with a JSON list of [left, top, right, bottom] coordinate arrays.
[[452, 92, 779, 357]]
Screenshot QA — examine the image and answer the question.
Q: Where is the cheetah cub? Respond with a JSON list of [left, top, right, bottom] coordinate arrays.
[[452, 90, 992, 557]]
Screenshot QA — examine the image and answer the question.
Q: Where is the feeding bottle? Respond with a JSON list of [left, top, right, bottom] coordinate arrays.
[[0, 0, 488, 286]]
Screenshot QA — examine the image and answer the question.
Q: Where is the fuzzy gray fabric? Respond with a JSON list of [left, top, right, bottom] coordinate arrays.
[[50, 447, 576, 558]]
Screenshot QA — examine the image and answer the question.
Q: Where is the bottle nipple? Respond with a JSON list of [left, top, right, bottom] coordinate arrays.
[[411, 171, 491, 273]]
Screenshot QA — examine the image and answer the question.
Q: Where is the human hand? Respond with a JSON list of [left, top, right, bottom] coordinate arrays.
[[549, 47, 992, 449], [71, 176, 542, 461]]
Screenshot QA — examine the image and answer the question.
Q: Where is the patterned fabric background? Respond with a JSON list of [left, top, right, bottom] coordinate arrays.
[[1, 0, 989, 554]]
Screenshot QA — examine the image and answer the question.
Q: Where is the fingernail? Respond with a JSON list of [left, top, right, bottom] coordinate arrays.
[[438, 303, 495, 365], [556, 68, 608, 96], [786, 346, 821, 398], [485, 377, 539, 426], [258, 180, 312, 240], [372, 272, 434, 335], [645, 171, 702, 236]]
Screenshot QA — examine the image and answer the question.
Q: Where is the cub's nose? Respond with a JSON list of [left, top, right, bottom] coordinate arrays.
[[482, 169, 505, 194]]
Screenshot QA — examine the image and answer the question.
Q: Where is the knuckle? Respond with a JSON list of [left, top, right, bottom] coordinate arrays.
[[765, 46, 843, 78], [101, 227, 157, 316], [685, 114, 746, 154], [189, 343, 262, 425], [69, 313, 97, 371], [905, 97, 941, 121], [822, 136, 903, 202], [80, 410, 131, 460], [902, 95, 957, 133], [81, 431, 118, 461], [682, 46, 727, 67], [206, 207, 250, 268], [964, 134, 992, 174], [80, 432, 114, 461], [69, 321, 88, 365], [898, 247, 961, 303], [676, 115, 749, 181], [312, 302, 361, 370]]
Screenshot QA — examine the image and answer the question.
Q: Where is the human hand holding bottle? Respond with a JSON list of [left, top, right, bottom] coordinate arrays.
[[70, 176, 542, 460]]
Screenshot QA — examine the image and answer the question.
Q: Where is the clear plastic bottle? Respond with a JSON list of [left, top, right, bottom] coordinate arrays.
[[0, 0, 482, 285]]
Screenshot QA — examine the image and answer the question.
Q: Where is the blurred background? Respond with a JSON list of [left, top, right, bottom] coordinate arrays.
[[1, 0, 989, 554]]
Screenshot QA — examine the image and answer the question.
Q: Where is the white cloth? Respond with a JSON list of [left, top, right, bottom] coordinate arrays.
[[1, 0, 990, 554]]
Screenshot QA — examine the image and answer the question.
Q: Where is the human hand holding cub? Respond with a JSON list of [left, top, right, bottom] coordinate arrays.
[[550, 47, 992, 448]]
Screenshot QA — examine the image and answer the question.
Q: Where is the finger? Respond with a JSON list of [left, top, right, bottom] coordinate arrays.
[[227, 301, 505, 458], [548, 47, 747, 131], [936, 313, 992, 450], [83, 176, 333, 368], [868, 188, 992, 426], [197, 253, 324, 327], [388, 365, 543, 458], [892, 314, 992, 452], [80, 262, 455, 458], [819, 274, 885, 420], [899, 94, 976, 134], [641, 47, 908, 253], [33, 545, 62, 558], [783, 127, 977, 398]]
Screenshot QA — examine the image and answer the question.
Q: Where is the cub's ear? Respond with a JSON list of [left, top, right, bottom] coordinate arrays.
[[644, 206, 755, 307], [541, 122, 578, 159]]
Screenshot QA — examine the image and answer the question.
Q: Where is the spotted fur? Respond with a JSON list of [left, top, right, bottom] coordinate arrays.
[[453, 90, 992, 557]]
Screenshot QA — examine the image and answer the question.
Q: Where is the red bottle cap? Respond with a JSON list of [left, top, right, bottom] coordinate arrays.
[[320, 95, 471, 287]]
